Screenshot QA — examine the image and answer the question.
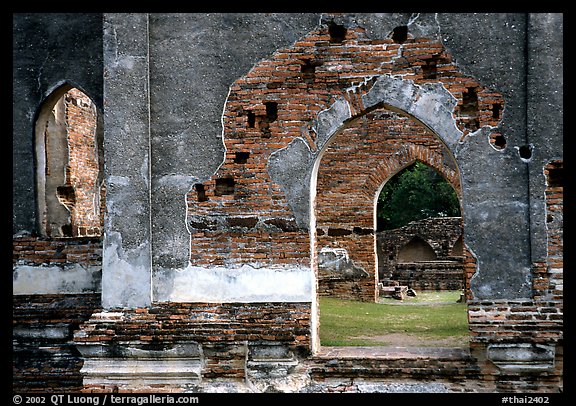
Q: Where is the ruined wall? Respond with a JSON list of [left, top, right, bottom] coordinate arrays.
[[62, 88, 103, 237], [12, 13, 104, 392], [315, 112, 461, 301], [377, 217, 464, 291], [12, 13, 563, 393], [13, 13, 103, 233], [180, 17, 498, 305]]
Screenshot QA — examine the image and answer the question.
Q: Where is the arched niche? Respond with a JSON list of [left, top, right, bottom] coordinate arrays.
[[35, 83, 104, 238]]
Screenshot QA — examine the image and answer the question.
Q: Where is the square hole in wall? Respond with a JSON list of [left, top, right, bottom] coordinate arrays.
[[234, 152, 250, 164], [195, 183, 208, 202], [215, 177, 235, 196]]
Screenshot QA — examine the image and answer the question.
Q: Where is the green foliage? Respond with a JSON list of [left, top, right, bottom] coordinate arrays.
[[377, 161, 460, 231]]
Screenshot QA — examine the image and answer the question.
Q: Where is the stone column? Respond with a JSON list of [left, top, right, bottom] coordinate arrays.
[[101, 13, 152, 308]]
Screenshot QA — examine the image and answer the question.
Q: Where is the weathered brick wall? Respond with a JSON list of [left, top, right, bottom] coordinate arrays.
[[315, 113, 460, 300], [74, 302, 311, 392], [12, 236, 102, 265], [63, 88, 103, 237], [376, 217, 464, 291], [186, 23, 501, 304], [13, 294, 101, 393], [537, 160, 563, 301], [13, 236, 102, 393], [12, 15, 563, 394], [13, 236, 102, 266], [13, 86, 104, 393], [466, 160, 563, 392]]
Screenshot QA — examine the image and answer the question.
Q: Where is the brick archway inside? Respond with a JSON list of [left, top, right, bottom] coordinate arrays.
[[313, 106, 463, 302], [34, 84, 105, 239]]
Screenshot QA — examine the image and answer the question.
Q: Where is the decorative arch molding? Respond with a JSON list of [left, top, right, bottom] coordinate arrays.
[[269, 74, 465, 229]]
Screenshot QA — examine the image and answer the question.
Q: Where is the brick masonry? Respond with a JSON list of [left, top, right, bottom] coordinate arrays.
[[13, 236, 103, 266], [187, 23, 502, 281], [63, 89, 102, 236], [376, 217, 464, 291], [13, 294, 101, 393], [74, 302, 311, 392], [12, 16, 563, 393]]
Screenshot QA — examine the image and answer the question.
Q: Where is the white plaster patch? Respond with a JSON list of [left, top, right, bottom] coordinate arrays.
[[158, 265, 312, 303], [319, 247, 350, 262], [102, 231, 152, 308], [13, 263, 101, 295]]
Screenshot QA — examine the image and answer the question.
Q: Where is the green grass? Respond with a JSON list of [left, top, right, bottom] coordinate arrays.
[[319, 292, 469, 347]]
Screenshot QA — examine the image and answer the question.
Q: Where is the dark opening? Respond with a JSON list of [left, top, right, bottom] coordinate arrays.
[[56, 185, 76, 208], [265, 101, 278, 122], [195, 183, 208, 202], [301, 59, 316, 74], [247, 111, 255, 128], [328, 21, 347, 43], [234, 152, 250, 164], [422, 59, 438, 80], [491, 133, 507, 150], [60, 224, 73, 237], [215, 177, 235, 196], [461, 87, 479, 115], [519, 145, 533, 160], [327, 227, 352, 236], [392, 25, 408, 44], [226, 216, 258, 229], [353, 226, 374, 235], [547, 165, 563, 188], [492, 103, 502, 119], [301, 59, 321, 84]]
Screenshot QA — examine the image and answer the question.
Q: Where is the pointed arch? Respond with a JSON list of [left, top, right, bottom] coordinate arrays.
[[34, 83, 104, 238], [310, 95, 466, 353]]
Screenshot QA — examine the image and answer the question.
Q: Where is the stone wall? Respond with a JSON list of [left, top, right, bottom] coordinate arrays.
[[12, 13, 563, 394], [377, 217, 464, 291]]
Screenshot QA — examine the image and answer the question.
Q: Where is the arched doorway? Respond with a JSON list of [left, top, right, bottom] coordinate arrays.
[[311, 106, 467, 351], [35, 84, 104, 238], [376, 162, 464, 292]]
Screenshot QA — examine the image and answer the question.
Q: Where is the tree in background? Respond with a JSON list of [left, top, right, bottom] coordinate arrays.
[[377, 161, 460, 231]]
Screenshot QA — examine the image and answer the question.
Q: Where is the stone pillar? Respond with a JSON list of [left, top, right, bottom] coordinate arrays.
[[101, 13, 152, 308]]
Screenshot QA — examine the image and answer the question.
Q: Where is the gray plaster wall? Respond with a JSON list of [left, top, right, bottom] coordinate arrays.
[[13, 13, 562, 306], [147, 13, 321, 270], [101, 14, 153, 308], [438, 13, 562, 297], [526, 13, 563, 263], [12, 13, 103, 234]]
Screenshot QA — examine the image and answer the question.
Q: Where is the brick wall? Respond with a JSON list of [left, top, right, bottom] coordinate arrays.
[[376, 217, 464, 291], [186, 24, 503, 279], [63, 88, 103, 237], [465, 160, 563, 392], [13, 236, 102, 266], [315, 111, 461, 300], [13, 19, 562, 393], [74, 302, 311, 392], [13, 294, 101, 393]]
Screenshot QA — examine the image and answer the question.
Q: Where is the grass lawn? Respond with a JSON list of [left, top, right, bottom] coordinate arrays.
[[319, 291, 469, 347]]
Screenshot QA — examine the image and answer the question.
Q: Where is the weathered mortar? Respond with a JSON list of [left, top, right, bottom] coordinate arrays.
[[12, 12, 563, 394], [376, 217, 464, 291]]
